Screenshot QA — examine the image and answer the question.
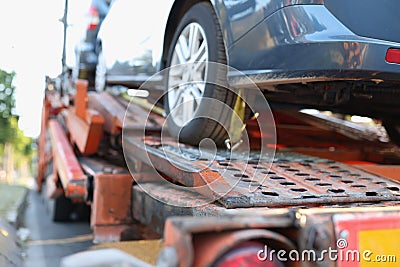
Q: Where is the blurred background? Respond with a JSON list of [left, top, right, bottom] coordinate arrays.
[[0, 0, 90, 186]]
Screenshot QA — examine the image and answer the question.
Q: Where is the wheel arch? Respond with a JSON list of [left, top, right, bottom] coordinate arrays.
[[160, 0, 229, 70]]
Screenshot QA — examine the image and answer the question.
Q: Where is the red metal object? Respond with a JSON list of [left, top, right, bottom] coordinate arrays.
[[353, 164, 400, 182], [334, 209, 400, 267], [36, 98, 51, 192], [124, 135, 400, 209], [193, 229, 298, 267], [132, 182, 225, 235], [161, 206, 400, 267], [36, 73, 400, 250], [270, 110, 400, 164], [48, 119, 87, 199], [87, 91, 163, 135], [163, 212, 295, 267], [91, 173, 134, 242], [386, 48, 400, 64], [66, 108, 104, 155], [66, 79, 104, 155], [75, 80, 89, 120], [88, 92, 125, 134]]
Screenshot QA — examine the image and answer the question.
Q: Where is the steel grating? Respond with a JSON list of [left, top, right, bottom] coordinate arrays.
[[124, 136, 400, 209]]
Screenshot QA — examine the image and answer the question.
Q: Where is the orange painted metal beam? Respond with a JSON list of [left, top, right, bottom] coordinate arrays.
[[36, 98, 50, 193], [91, 173, 134, 242], [66, 79, 105, 155], [88, 92, 126, 135], [66, 108, 104, 155], [48, 119, 87, 199], [91, 173, 133, 226], [75, 79, 89, 120], [354, 164, 400, 182]]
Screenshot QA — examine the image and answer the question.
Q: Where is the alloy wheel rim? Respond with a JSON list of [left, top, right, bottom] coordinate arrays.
[[167, 22, 209, 127]]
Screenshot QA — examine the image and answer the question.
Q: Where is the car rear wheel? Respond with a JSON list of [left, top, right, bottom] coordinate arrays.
[[383, 119, 400, 146], [164, 2, 246, 146]]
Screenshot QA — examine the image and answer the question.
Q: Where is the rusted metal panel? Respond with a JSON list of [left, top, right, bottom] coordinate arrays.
[[354, 164, 400, 182], [88, 91, 163, 133], [132, 180, 384, 237], [124, 134, 400, 209], [277, 110, 385, 143], [48, 119, 87, 199], [64, 79, 105, 155], [75, 80, 89, 120], [91, 173, 134, 228], [132, 182, 226, 235], [88, 92, 126, 134], [66, 108, 104, 155], [266, 110, 400, 164]]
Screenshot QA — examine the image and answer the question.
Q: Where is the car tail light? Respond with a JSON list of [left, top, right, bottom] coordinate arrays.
[[88, 5, 100, 31], [385, 48, 400, 64], [213, 242, 285, 267]]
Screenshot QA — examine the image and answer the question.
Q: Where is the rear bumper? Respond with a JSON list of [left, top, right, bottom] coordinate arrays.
[[228, 5, 400, 86]]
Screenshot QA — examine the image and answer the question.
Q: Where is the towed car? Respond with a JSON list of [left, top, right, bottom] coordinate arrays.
[[73, 0, 111, 90], [96, 0, 400, 146]]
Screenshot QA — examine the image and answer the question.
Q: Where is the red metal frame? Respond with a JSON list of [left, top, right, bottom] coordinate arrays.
[[48, 119, 87, 199], [36, 75, 400, 256], [353, 164, 400, 182], [66, 108, 104, 155], [66, 80, 105, 155], [91, 173, 134, 242], [36, 98, 50, 192], [88, 92, 125, 134]]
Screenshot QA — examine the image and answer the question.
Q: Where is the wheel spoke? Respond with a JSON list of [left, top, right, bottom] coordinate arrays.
[[192, 50, 207, 73], [190, 83, 203, 100], [175, 35, 189, 64], [191, 40, 207, 64], [168, 78, 182, 88], [188, 23, 199, 57], [170, 85, 185, 108]]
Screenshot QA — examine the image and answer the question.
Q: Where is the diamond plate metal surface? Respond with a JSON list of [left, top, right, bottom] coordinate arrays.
[[125, 136, 400, 208]]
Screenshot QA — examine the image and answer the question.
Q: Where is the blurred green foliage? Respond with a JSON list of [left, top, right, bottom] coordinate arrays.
[[0, 69, 32, 157], [0, 70, 16, 145]]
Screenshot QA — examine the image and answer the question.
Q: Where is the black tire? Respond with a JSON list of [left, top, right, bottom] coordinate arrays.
[[383, 119, 400, 146], [50, 194, 74, 222], [164, 2, 245, 146]]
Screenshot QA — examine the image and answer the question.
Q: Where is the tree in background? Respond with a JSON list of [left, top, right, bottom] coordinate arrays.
[[0, 70, 16, 145], [0, 69, 33, 183]]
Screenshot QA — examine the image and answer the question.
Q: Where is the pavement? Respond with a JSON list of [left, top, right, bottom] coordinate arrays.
[[0, 218, 22, 267], [22, 190, 93, 267], [0, 182, 29, 267]]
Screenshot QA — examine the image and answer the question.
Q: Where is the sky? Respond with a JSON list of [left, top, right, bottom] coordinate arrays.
[[0, 0, 90, 138]]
